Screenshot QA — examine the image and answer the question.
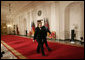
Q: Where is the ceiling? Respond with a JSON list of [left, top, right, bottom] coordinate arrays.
[[1, 1, 49, 22], [1, 1, 34, 21]]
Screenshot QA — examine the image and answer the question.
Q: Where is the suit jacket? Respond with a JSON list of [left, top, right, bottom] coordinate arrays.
[[34, 26, 51, 40], [34, 27, 43, 40], [41, 26, 51, 38]]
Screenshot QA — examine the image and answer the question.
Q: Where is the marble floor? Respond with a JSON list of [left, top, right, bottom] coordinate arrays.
[[1, 35, 84, 59], [1, 44, 17, 59]]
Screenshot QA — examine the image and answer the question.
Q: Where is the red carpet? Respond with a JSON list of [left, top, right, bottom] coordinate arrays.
[[1, 35, 84, 59]]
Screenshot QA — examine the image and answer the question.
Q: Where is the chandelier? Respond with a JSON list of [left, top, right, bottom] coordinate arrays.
[[9, 3, 12, 14]]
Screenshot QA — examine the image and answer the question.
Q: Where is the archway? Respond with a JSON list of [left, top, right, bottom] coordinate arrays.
[[1, 23, 7, 35], [64, 2, 84, 40]]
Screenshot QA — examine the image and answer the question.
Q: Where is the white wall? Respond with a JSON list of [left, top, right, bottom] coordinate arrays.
[[69, 2, 84, 40], [59, 1, 84, 40], [59, 1, 75, 40]]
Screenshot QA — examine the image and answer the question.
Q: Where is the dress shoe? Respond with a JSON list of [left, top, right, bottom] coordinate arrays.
[[48, 48, 52, 51], [37, 51, 40, 54], [42, 54, 46, 56]]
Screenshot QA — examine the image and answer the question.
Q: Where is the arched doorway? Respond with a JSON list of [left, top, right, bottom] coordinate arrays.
[[64, 2, 84, 40]]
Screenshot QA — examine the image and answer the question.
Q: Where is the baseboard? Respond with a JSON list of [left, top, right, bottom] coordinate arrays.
[[12, 35, 84, 43]]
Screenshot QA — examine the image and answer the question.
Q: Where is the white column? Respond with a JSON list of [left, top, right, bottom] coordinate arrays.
[[26, 12, 31, 34], [50, 2, 56, 32], [50, 2, 60, 39], [59, 2, 65, 40], [29, 10, 33, 31]]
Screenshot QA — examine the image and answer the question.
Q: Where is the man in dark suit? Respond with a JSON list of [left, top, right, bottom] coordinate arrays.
[[33, 20, 45, 56], [41, 26, 52, 51]]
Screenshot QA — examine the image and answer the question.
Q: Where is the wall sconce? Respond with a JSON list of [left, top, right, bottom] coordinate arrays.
[[7, 24, 13, 34], [7, 25, 12, 27], [3, 27, 6, 28]]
